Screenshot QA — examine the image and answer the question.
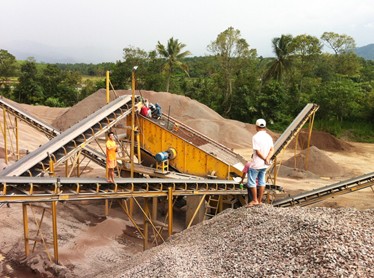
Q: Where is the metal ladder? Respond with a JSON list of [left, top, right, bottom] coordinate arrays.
[[204, 195, 222, 220]]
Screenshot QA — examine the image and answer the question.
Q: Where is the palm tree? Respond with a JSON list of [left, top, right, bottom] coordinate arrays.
[[156, 37, 191, 92], [263, 34, 293, 82]]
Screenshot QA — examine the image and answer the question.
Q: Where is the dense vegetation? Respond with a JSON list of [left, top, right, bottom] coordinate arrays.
[[1, 29, 373, 142]]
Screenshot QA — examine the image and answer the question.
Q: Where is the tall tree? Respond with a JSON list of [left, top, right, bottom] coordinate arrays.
[[320, 32, 356, 55], [290, 34, 323, 80], [0, 49, 18, 96], [321, 32, 360, 76], [207, 27, 256, 116], [263, 34, 293, 82], [14, 58, 43, 104], [156, 37, 191, 92]]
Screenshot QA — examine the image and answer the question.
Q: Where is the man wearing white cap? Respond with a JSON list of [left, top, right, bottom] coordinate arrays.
[[246, 118, 274, 207]]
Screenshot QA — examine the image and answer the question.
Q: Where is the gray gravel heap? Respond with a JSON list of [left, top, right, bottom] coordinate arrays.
[[116, 205, 373, 278]]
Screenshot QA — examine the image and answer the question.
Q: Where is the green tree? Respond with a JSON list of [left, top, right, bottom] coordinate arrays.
[[156, 37, 191, 92], [207, 27, 257, 116], [314, 79, 364, 122], [263, 34, 294, 82], [321, 32, 360, 76], [320, 32, 356, 55], [0, 49, 18, 97], [14, 58, 43, 104], [288, 34, 323, 96], [109, 47, 163, 91], [39, 65, 64, 100], [255, 80, 288, 127]]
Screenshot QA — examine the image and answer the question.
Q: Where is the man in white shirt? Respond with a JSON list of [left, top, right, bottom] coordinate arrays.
[[246, 118, 274, 207]]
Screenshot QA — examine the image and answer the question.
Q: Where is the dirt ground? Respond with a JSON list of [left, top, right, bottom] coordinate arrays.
[[0, 91, 373, 277]]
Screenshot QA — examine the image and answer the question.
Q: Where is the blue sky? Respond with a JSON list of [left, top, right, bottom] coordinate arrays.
[[1, 0, 373, 63]]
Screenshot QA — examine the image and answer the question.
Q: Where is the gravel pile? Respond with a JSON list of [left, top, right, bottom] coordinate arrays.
[[110, 205, 373, 278]]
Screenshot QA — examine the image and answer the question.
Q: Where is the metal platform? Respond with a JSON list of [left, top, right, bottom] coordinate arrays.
[[0, 176, 249, 203]]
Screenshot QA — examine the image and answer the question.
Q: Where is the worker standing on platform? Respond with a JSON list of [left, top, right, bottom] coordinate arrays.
[[106, 131, 117, 183], [246, 119, 274, 207]]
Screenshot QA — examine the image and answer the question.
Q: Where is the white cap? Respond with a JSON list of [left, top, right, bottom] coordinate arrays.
[[256, 119, 266, 128]]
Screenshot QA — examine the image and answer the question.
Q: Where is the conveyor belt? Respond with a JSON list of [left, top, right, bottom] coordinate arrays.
[[0, 97, 59, 139], [0, 97, 109, 168], [272, 103, 319, 158], [0, 95, 141, 177], [0, 177, 247, 203], [273, 172, 374, 207]]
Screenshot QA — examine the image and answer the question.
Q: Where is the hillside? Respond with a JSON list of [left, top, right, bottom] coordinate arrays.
[[355, 43, 374, 60]]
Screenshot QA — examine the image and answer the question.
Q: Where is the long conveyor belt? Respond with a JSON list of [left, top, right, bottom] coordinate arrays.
[[272, 103, 319, 158], [0, 97, 111, 168], [0, 97, 59, 139], [0, 176, 247, 203], [273, 172, 374, 207], [0, 95, 141, 177]]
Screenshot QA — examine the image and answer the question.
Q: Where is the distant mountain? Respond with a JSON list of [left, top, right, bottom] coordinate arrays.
[[355, 44, 374, 60], [2, 40, 121, 64], [2, 40, 79, 63]]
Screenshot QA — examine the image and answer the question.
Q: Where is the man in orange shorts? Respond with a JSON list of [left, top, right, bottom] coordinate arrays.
[[106, 131, 117, 183]]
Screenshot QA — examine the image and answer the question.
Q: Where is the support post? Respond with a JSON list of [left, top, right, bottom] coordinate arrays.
[[168, 187, 173, 237], [15, 117, 19, 160], [65, 160, 68, 177], [129, 198, 134, 217], [105, 199, 109, 216], [305, 112, 316, 170], [136, 130, 141, 163], [3, 108, 8, 164], [130, 66, 138, 178], [152, 197, 158, 220], [76, 155, 80, 177], [106, 71, 110, 104], [273, 157, 278, 185], [143, 198, 149, 250], [22, 203, 29, 256], [51, 201, 58, 264]]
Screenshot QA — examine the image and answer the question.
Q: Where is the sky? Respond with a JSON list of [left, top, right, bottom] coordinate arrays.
[[1, 0, 373, 64]]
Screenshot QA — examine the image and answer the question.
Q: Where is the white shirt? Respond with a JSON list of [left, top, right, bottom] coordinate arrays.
[[252, 130, 274, 169]]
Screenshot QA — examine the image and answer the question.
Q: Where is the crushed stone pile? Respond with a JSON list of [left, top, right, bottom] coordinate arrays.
[[277, 165, 320, 179], [282, 146, 346, 178], [106, 206, 373, 278]]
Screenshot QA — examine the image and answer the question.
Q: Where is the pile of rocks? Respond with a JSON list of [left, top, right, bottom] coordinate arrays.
[[109, 205, 373, 278]]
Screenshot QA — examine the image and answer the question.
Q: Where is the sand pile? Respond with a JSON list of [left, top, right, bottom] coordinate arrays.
[[289, 130, 353, 152], [281, 146, 346, 178], [100, 205, 374, 278], [51, 89, 261, 149], [277, 165, 320, 179], [0, 91, 354, 177]]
